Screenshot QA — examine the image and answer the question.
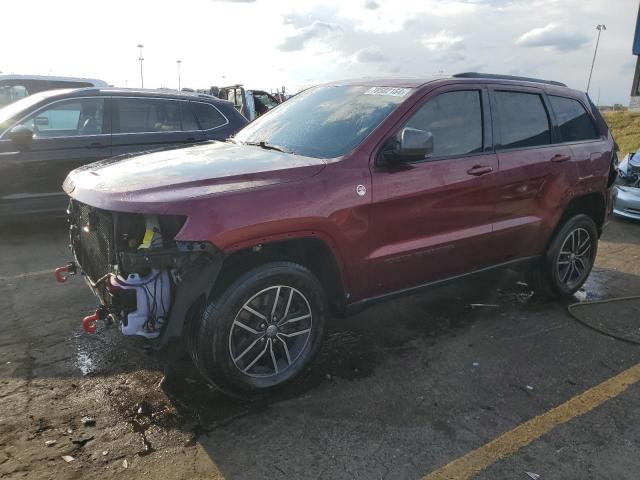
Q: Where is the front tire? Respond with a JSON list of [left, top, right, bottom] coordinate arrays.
[[189, 261, 327, 397], [528, 214, 598, 297]]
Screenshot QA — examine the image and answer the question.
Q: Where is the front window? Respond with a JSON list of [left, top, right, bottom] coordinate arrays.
[[235, 85, 412, 158], [16, 97, 105, 138]]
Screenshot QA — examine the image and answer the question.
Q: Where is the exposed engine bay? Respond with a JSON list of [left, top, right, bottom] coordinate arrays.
[[58, 200, 221, 341]]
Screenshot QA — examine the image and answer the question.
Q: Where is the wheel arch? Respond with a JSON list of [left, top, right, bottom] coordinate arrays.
[[554, 192, 607, 239], [212, 235, 349, 316]]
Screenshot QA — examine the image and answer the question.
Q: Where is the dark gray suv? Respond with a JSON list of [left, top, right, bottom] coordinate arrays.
[[0, 88, 247, 220]]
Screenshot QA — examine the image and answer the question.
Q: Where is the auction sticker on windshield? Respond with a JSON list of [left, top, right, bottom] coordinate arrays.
[[364, 87, 411, 97]]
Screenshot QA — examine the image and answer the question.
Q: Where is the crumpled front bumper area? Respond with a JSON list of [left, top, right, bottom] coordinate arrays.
[[61, 200, 223, 343], [613, 186, 640, 220]]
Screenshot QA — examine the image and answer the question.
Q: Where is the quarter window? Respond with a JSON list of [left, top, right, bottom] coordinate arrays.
[[405, 90, 483, 157], [17, 97, 104, 138], [494, 91, 551, 149], [549, 95, 599, 142], [192, 102, 227, 130], [114, 98, 182, 133]]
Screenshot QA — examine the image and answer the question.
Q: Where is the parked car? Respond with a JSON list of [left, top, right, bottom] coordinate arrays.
[[0, 74, 108, 108], [60, 73, 616, 397], [0, 87, 247, 220], [613, 148, 640, 220]]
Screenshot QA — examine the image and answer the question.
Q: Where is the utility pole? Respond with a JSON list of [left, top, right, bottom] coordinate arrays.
[[177, 60, 182, 91], [137, 44, 144, 88], [586, 25, 606, 94]]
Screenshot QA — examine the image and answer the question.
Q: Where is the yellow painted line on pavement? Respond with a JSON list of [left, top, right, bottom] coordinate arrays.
[[422, 362, 640, 480], [0, 269, 54, 281]]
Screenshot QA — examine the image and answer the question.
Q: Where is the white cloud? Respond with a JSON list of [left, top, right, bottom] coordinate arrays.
[[354, 47, 387, 63], [422, 31, 464, 52], [363, 0, 379, 10], [279, 20, 343, 52], [515, 23, 590, 51]]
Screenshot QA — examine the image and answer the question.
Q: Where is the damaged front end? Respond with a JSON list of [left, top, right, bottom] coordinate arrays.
[[59, 200, 223, 343], [614, 150, 640, 220]]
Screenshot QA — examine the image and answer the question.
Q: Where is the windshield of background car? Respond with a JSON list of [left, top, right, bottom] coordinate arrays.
[[234, 85, 412, 158]]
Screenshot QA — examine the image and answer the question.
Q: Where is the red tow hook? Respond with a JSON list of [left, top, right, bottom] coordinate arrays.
[[82, 307, 106, 334], [54, 262, 76, 283]]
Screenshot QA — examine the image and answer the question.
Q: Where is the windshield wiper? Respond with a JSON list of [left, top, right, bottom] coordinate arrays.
[[244, 140, 292, 154]]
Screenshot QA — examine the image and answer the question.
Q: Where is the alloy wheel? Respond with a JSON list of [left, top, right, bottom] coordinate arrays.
[[228, 285, 313, 378], [556, 227, 593, 290]]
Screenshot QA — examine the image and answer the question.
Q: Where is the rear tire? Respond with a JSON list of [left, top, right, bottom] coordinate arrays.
[[527, 214, 598, 297], [189, 261, 327, 397]]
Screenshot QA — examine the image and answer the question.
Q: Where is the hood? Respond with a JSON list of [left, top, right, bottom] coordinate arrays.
[[64, 141, 326, 212]]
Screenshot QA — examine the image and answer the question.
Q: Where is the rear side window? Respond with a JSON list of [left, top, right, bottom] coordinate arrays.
[[192, 102, 227, 130], [549, 95, 599, 142], [494, 91, 551, 149], [405, 90, 483, 157], [180, 102, 199, 131], [114, 98, 182, 133]]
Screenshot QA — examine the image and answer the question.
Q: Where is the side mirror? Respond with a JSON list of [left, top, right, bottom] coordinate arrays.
[[7, 125, 34, 149], [382, 127, 434, 164]]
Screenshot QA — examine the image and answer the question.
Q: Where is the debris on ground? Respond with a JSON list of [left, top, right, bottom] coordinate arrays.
[[526, 385, 534, 391], [61, 455, 75, 463], [525, 472, 541, 479], [469, 303, 500, 309], [122, 459, 129, 469], [71, 435, 94, 447], [81, 416, 96, 427], [102, 450, 109, 456], [45, 439, 57, 447], [135, 401, 153, 417]]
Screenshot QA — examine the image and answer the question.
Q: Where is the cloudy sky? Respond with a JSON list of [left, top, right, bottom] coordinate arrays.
[[2, 0, 638, 105]]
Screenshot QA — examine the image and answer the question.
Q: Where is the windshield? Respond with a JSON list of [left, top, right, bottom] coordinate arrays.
[[235, 85, 412, 158], [0, 89, 75, 128]]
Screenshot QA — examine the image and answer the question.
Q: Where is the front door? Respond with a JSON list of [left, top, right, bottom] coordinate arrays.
[[0, 96, 110, 217], [368, 87, 498, 297]]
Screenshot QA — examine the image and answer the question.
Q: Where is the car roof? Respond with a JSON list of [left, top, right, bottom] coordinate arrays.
[[59, 87, 235, 105], [323, 73, 581, 95], [0, 74, 108, 86]]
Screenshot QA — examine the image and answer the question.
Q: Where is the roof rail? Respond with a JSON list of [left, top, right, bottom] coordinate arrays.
[[453, 72, 567, 87]]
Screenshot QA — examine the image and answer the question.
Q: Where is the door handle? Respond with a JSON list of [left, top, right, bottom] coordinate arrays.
[[551, 154, 571, 163], [467, 165, 493, 176]]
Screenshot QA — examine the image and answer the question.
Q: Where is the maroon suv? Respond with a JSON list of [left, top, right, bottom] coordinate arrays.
[[60, 73, 617, 396]]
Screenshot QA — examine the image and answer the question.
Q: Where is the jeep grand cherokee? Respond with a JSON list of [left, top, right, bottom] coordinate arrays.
[[58, 73, 617, 397]]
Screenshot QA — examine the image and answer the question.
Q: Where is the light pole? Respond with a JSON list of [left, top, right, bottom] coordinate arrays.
[[137, 44, 144, 88], [177, 60, 182, 91], [586, 24, 606, 95]]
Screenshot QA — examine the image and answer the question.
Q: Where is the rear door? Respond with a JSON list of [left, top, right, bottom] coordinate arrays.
[[368, 86, 498, 296], [547, 94, 607, 190], [0, 96, 110, 217], [111, 97, 205, 157], [489, 87, 574, 262]]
